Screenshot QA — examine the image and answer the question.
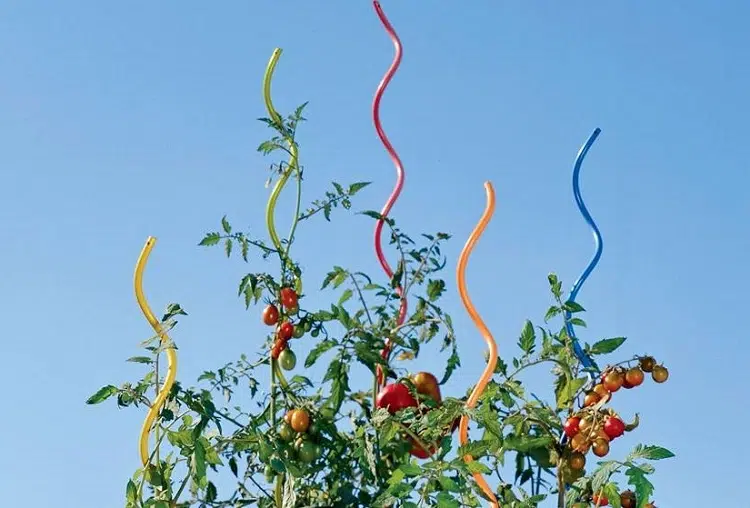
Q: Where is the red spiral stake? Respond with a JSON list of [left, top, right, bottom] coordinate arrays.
[[372, 0, 407, 387]]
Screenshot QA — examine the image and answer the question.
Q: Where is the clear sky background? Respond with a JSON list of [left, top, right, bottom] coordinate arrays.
[[1, 1, 747, 506]]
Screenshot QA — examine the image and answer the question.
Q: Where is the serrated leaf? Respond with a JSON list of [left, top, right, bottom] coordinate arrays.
[[518, 320, 536, 354], [221, 216, 232, 234], [198, 232, 221, 246], [555, 377, 586, 409], [627, 444, 675, 461], [305, 339, 337, 368], [625, 466, 654, 508], [590, 337, 627, 355], [86, 385, 118, 405], [564, 301, 586, 313]]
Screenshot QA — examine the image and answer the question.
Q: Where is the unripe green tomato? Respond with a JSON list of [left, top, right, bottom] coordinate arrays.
[[311, 328, 320, 338], [307, 421, 321, 436], [278, 349, 297, 370], [297, 441, 317, 463], [278, 422, 294, 442], [293, 323, 305, 338]]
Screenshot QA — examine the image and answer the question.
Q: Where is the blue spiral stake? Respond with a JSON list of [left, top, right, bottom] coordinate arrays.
[[565, 127, 603, 376]]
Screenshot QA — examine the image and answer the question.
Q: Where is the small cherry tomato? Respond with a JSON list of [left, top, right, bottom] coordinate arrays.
[[602, 369, 624, 392], [278, 422, 294, 442], [592, 437, 610, 457], [280, 287, 299, 310], [262, 304, 279, 326], [583, 391, 600, 407], [293, 323, 305, 338], [620, 490, 636, 508], [639, 356, 656, 372], [570, 433, 590, 453], [603, 416, 625, 439], [271, 343, 283, 360], [290, 409, 310, 433], [278, 349, 297, 370], [284, 410, 294, 425], [568, 451, 586, 470], [592, 383, 612, 402], [563, 416, 580, 438], [296, 440, 317, 463], [592, 493, 609, 506], [278, 321, 294, 341], [625, 367, 644, 387], [652, 365, 669, 383]]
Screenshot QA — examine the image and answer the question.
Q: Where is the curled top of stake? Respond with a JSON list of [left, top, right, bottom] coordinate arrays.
[[566, 128, 603, 374], [456, 182, 500, 507], [372, 0, 407, 386], [134, 236, 178, 466]]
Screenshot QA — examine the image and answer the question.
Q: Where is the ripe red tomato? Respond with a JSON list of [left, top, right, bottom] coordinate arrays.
[[622, 377, 635, 389], [278, 321, 294, 341], [262, 304, 279, 326], [563, 416, 580, 438], [408, 437, 434, 459], [603, 416, 625, 439], [411, 372, 442, 404], [602, 369, 624, 392], [625, 367, 644, 387], [375, 383, 418, 414], [280, 287, 298, 310], [592, 494, 609, 506], [290, 409, 310, 433]]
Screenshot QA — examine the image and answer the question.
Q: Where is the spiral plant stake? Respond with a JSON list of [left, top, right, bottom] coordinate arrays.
[[134, 236, 178, 467], [565, 128, 603, 377], [371, 0, 408, 387], [457, 182, 500, 507], [263, 47, 304, 294]]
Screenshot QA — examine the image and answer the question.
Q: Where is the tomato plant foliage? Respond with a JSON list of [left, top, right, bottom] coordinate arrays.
[[88, 102, 674, 507]]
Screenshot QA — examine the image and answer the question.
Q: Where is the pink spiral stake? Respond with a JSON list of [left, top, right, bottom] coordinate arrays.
[[372, 0, 408, 387]]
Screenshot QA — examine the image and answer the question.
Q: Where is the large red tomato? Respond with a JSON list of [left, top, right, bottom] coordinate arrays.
[[375, 383, 418, 414]]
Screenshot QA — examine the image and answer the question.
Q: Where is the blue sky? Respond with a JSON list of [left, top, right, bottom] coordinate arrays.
[[1, 1, 747, 506]]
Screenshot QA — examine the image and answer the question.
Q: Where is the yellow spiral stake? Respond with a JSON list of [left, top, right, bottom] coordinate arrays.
[[457, 182, 500, 507], [135, 236, 178, 466], [263, 48, 303, 294]]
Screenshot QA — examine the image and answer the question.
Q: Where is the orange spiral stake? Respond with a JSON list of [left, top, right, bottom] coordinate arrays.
[[457, 182, 500, 507], [134, 236, 178, 466]]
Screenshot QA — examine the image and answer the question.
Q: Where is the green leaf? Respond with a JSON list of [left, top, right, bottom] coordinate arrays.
[[198, 232, 221, 246], [360, 210, 383, 220], [125, 479, 137, 504], [338, 289, 353, 305], [627, 444, 675, 461], [348, 181, 371, 194], [625, 466, 654, 508], [569, 317, 586, 327], [398, 463, 421, 476], [193, 439, 207, 481], [602, 483, 621, 508], [221, 215, 232, 234], [224, 238, 232, 257], [86, 385, 118, 405], [590, 337, 627, 355], [518, 320, 536, 354], [426, 279, 445, 302], [544, 305, 561, 321], [126, 356, 153, 364], [563, 301, 585, 313], [555, 377, 587, 409]]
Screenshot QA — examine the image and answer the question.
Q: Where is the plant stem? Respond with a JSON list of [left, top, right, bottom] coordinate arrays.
[[556, 459, 565, 508]]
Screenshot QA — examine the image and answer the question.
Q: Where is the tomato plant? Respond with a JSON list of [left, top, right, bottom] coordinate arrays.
[[85, 87, 675, 507]]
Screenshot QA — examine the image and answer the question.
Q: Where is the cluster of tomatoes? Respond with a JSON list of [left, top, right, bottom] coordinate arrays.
[[375, 372, 458, 459], [578, 490, 657, 507], [264, 408, 323, 481], [562, 356, 668, 506], [262, 287, 304, 370], [583, 356, 669, 409]]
